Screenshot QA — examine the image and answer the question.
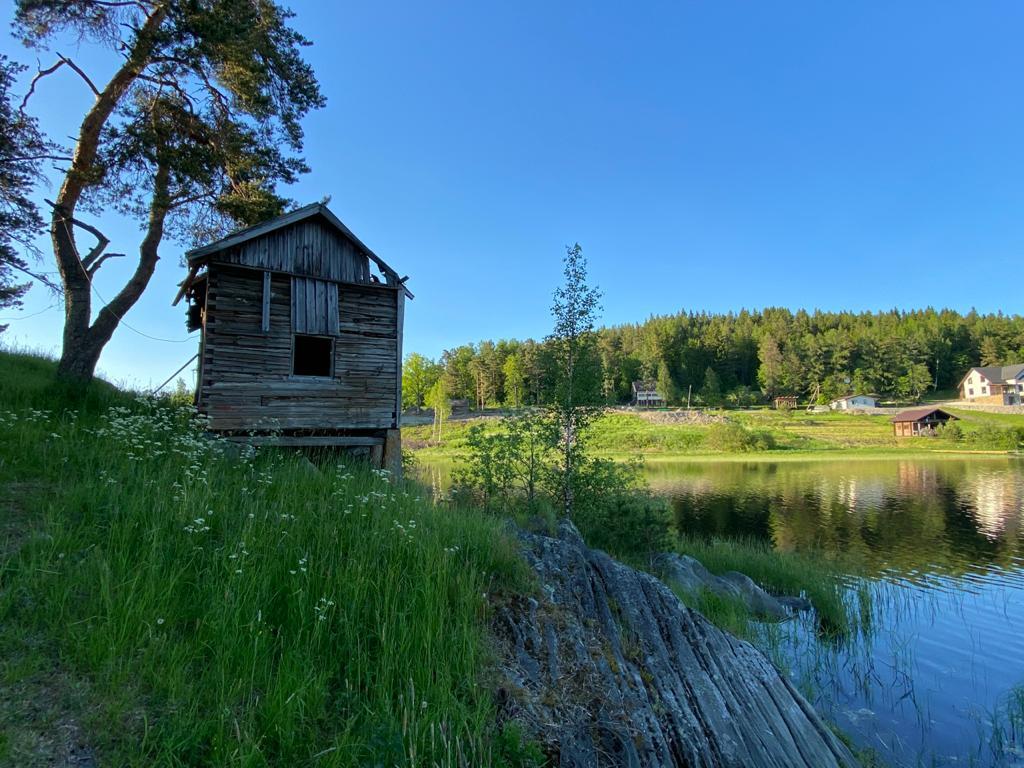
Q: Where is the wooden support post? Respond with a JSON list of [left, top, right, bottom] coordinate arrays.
[[369, 443, 384, 469], [261, 270, 271, 332], [395, 289, 405, 428], [381, 428, 402, 481]]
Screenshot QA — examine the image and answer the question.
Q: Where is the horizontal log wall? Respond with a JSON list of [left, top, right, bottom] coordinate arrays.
[[200, 266, 398, 431]]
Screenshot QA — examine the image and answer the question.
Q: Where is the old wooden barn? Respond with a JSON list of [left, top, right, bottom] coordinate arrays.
[[173, 203, 412, 472]]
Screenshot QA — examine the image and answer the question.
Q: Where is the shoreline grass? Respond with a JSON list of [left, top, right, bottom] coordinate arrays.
[[0, 351, 538, 766], [405, 408, 1023, 464], [670, 534, 857, 637]]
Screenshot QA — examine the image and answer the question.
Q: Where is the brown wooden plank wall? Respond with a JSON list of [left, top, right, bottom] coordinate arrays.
[[200, 266, 398, 431], [213, 218, 372, 283], [291, 276, 340, 335]]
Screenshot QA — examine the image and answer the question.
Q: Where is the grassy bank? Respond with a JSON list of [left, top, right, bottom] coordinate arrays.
[[0, 352, 537, 766], [669, 535, 859, 637], [405, 408, 1024, 462]]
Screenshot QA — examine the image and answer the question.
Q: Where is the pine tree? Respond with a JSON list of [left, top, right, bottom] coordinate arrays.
[[0, 55, 58, 327], [15, 0, 324, 379]]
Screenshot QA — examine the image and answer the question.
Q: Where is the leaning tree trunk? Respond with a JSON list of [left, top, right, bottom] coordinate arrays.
[[55, 162, 170, 380], [51, 6, 168, 380]]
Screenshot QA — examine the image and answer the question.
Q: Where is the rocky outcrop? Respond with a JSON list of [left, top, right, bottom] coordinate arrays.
[[493, 521, 857, 767], [654, 553, 812, 620]]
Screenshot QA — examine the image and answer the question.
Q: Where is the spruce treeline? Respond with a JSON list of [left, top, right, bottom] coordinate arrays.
[[405, 307, 1024, 409]]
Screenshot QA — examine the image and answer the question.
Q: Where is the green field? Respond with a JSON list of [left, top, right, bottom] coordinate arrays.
[[405, 407, 1024, 461]]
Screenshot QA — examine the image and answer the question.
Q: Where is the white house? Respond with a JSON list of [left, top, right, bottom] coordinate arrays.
[[828, 394, 878, 411], [959, 364, 1024, 406]]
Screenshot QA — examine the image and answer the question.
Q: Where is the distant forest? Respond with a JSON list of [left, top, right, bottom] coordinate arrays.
[[404, 308, 1024, 410]]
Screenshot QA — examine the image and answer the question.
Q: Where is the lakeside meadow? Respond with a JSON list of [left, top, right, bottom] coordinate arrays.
[[405, 407, 1024, 462]]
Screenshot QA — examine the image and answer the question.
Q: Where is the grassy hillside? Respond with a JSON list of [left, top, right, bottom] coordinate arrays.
[[405, 407, 1024, 461], [0, 352, 538, 766]]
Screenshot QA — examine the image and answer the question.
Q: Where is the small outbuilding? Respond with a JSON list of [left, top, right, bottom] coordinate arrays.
[[829, 394, 878, 411], [632, 380, 665, 408], [891, 407, 957, 438], [773, 396, 798, 410], [173, 202, 412, 473]]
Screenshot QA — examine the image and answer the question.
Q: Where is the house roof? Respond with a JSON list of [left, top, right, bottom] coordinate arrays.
[[830, 393, 876, 403], [632, 380, 660, 393], [890, 407, 957, 423], [184, 202, 412, 298], [960, 363, 1024, 387]]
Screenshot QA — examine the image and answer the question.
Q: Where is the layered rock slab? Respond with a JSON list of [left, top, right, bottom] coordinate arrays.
[[493, 521, 857, 767]]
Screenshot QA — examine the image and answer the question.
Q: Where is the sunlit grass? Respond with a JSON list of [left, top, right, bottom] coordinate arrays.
[[672, 534, 856, 637], [407, 407, 1022, 462], [0, 352, 539, 766]]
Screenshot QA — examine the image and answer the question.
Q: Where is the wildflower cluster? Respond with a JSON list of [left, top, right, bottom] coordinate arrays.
[[184, 516, 212, 535], [314, 596, 335, 622], [392, 518, 418, 542], [228, 542, 250, 574], [90, 399, 217, 481]]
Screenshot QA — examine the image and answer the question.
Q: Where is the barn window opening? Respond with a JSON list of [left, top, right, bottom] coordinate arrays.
[[293, 334, 333, 377]]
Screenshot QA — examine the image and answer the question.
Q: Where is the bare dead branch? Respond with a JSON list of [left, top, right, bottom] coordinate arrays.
[[1, 154, 74, 164], [55, 53, 101, 98], [20, 54, 101, 111], [20, 59, 65, 111], [44, 198, 111, 270], [86, 251, 127, 277]]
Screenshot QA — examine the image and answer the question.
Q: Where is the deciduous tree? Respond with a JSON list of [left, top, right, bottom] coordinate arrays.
[[547, 243, 602, 517], [402, 352, 438, 411]]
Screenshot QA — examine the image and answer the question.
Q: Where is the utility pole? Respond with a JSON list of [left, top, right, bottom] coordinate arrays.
[[687, 384, 692, 410]]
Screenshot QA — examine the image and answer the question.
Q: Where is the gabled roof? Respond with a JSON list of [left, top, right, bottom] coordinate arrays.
[[632, 380, 661, 393], [185, 202, 412, 298], [959, 364, 1024, 387], [891, 407, 957, 423]]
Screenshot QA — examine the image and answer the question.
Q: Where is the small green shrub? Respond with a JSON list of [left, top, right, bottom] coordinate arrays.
[[703, 422, 776, 452], [571, 458, 673, 559], [967, 423, 1023, 451], [937, 421, 963, 442]]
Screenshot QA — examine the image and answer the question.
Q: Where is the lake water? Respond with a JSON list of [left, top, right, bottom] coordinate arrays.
[[416, 456, 1024, 766], [649, 457, 1024, 767]]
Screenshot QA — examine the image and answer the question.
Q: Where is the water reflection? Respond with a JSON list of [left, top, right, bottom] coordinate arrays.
[[651, 458, 1024, 585], [646, 457, 1024, 766], [415, 455, 1024, 765]]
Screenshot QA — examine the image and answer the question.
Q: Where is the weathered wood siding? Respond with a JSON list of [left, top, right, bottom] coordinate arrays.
[[212, 218, 372, 283], [199, 266, 399, 431], [291, 276, 340, 336]]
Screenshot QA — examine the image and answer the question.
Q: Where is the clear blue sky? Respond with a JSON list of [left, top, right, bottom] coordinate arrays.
[[3, 1, 1023, 386]]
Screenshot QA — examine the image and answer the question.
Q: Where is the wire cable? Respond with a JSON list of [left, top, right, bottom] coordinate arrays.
[[56, 214, 199, 344], [0, 302, 60, 321]]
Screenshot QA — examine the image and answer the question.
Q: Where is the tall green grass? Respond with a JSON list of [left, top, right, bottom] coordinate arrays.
[[672, 534, 856, 636], [0, 352, 538, 766]]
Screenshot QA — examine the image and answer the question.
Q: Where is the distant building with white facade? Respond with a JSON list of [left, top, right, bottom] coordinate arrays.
[[828, 394, 878, 410], [959, 364, 1024, 406]]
